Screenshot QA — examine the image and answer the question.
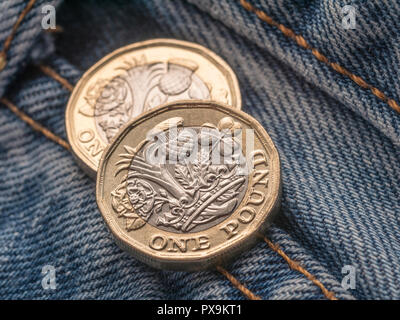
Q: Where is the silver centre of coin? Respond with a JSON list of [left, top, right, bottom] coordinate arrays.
[[125, 124, 249, 233]]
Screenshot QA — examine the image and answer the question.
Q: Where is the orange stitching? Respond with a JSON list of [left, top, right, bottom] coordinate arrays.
[[240, 0, 400, 114], [38, 64, 74, 92], [0, 97, 70, 150], [0, 0, 37, 71], [263, 236, 338, 300], [216, 266, 261, 300]]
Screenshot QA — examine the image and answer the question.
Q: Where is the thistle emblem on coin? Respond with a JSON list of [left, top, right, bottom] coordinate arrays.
[[111, 117, 248, 233]]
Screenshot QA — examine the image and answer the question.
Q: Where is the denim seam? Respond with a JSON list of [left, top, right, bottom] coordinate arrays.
[[217, 266, 262, 300], [239, 0, 400, 114], [0, 97, 70, 150], [262, 236, 337, 300], [0, 0, 37, 71], [38, 64, 74, 91]]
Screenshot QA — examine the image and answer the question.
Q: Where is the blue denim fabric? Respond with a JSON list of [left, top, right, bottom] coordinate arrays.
[[0, 0, 399, 299]]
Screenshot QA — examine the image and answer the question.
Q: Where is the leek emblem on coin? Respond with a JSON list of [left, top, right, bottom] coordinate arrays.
[[66, 39, 241, 177], [96, 101, 281, 270]]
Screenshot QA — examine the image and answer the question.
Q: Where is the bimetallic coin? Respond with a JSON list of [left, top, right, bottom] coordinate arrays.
[[96, 101, 281, 270], [66, 39, 241, 178]]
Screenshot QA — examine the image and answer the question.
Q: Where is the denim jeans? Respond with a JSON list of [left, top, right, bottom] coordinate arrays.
[[0, 0, 399, 299]]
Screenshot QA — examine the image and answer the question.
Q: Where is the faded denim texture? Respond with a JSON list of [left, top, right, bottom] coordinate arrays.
[[0, 0, 399, 299]]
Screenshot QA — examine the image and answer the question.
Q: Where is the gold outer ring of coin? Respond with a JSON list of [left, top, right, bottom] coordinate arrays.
[[96, 100, 281, 271], [65, 39, 242, 178]]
